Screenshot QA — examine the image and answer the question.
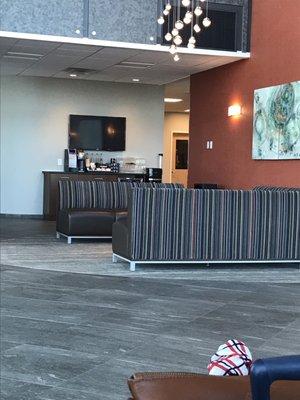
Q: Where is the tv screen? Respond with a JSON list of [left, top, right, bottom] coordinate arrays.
[[69, 115, 126, 151]]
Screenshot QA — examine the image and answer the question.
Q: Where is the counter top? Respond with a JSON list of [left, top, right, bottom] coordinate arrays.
[[42, 171, 145, 175]]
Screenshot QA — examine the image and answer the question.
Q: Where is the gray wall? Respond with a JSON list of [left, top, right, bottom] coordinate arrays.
[[0, 0, 158, 43], [0, 76, 164, 215], [0, 0, 85, 38]]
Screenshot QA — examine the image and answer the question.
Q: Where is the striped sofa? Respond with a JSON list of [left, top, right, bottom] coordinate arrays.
[[112, 187, 300, 271], [56, 180, 182, 243]]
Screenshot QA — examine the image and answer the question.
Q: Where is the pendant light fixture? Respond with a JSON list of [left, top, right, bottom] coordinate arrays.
[[157, 0, 212, 61]]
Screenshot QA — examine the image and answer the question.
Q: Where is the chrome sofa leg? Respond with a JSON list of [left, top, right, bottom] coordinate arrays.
[[56, 232, 60, 239], [112, 253, 118, 263], [129, 261, 136, 272], [67, 237, 72, 244]]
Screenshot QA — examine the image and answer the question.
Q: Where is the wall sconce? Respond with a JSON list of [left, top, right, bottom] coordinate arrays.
[[228, 104, 242, 117]]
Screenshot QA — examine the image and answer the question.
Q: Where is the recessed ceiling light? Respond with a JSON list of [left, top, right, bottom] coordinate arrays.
[[132, 78, 140, 82], [69, 73, 77, 78], [184, 109, 190, 112], [164, 98, 183, 103]]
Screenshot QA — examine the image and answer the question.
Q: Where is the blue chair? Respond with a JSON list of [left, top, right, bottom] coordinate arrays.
[[251, 355, 300, 400]]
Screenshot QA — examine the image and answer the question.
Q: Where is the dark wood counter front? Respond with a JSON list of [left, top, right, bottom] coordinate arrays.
[[43, 171, 145, 220]]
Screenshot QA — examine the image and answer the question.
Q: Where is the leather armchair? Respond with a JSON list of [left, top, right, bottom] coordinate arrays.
[[128, 368, 300, 400], [251, 355, 300, 400]]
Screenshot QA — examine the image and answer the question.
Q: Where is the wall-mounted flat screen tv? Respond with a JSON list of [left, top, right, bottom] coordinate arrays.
[[69, 114, 126, 151]]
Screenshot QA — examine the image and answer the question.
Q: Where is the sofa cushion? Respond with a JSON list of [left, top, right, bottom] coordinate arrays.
[[115, 210, 128, 223], [57, 209, 115, 236]]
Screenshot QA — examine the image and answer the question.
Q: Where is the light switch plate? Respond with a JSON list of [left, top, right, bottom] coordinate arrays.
[[57, 158, 62, 166]]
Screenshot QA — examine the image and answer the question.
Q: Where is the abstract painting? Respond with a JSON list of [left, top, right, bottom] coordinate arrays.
[[252, 80, 300, 159]]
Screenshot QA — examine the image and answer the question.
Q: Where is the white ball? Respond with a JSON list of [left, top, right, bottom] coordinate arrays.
[[174, 35, 183, 46], [194, 6, 203, 16], [175, 20, 184, 30], [157, 16, 164, 25], [165, 32, 172, 41], [182, 0, 190, 7], [169, 44, 177, 55], [203, 17, 212, 27], [194, 24, 201, 33]]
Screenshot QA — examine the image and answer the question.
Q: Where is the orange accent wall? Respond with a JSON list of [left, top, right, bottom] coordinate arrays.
[[188, 0, 300, 189]]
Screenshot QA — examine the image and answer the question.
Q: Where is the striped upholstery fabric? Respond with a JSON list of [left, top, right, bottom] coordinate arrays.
[[254, 186, 300, 192], [132, 182, 183, 189], [128, 188, 300, 261], [58, 180, 183, 211]]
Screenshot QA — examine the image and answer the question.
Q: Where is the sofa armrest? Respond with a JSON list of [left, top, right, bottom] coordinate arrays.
[[251, 355, 300, 400], [112, 220, 131, 259], [128, 372, 251, 400]]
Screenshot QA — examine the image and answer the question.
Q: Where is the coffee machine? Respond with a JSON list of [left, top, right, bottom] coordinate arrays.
[[145, 168, 162, 183], [64, 149, 78, 172], [77, 150, 85, 172]]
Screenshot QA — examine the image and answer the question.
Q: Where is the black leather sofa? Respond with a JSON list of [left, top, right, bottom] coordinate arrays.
[[56, 180, 182, 243]]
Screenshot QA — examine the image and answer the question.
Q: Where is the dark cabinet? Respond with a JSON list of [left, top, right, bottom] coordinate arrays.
[[43, 171, 144, 220]]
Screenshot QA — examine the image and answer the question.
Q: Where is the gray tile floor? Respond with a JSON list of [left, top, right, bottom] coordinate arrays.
[[1, 218, 300, 400]]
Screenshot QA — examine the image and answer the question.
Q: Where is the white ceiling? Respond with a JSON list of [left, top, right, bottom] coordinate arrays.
[[164, 77, 190, 113], [0, 33, 250, 111]]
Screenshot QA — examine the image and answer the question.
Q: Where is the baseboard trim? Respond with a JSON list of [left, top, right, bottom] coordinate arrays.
[[0, 213, 44, 220]]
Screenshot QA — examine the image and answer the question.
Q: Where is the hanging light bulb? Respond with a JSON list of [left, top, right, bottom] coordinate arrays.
[[182, 0, 190, 6], [163, 9, 169, 16], [194, 23, 201, 33], [171, 27, 179, 36], [187, 42, 195, 49], [194, 6, 203, 16], [173, 35, 183, 46], [157, 16, 164, 25], [200, 0, 205, 2], [175, 20, 184, 30], [203, 17, 211, 27], [185, 11, 193, 19], [165, 32, 172, 41], [165, 2, 172, 11], [183, 16, 191, 24], [189, 36, 196, 44], [169, 44, 177, 54], [174, 53, 180, 62]]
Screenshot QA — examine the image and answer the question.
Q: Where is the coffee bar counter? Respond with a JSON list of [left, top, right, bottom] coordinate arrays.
[[43, 170, 145, 220]]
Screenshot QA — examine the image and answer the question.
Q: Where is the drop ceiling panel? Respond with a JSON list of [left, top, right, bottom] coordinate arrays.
[[91, 47, 140, 59], [0, 36, 248, 87], [73, 47, 141, 70], [1, 59, 35, 75], [55, 44, 99, 57], [0, 37, 18, 50], [12, 39, 61, 53], [20, 66, 59, 77], [125, 50, 172, 64]]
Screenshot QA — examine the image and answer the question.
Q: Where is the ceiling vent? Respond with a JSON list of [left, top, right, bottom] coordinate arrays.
[[4, 51, 43, 61], [116, 61, 155, 69], [63, 67, 98, 76]]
